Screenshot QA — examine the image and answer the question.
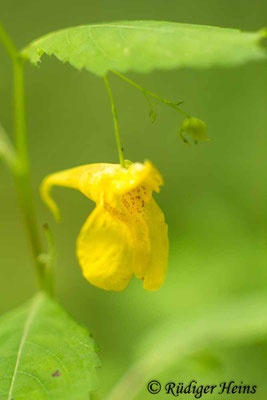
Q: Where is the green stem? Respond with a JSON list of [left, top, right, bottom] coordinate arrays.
[[0, 124, 17, 170], [13, 56, 28, 170], [103, 74, 125, 168], [0, 23, 47, 292], [111, 69, 190, 118], [13, 169, 45, 290], [38, 224, 56, 297], [0, 23, 17, 62]]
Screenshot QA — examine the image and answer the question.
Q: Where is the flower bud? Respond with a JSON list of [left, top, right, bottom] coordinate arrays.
[[180, 117, 208, 143]]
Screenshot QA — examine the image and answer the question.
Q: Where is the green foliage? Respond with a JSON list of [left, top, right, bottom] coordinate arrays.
[[138, 292, 267, 366], [0, 293, 100, 400], [106, 293, 267, 400], [21, 21, 267, 76]]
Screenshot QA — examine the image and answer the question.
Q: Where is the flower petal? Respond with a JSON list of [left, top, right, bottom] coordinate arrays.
[[40, 160, 168, 292], [110, 160, 163, 197], [40, 163, 117, 220], [130, 218, 150, 280], [40, 161, 163, 220], [143, 199, 169, 291], [77, 205, 134, 291]]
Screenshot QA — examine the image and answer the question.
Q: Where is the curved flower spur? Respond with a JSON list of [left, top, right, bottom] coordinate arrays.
[[41, 160, 169, 291]]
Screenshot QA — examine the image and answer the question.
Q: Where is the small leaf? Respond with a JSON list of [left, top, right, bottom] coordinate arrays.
[[0, 292, 100, 400], [149, 109, 156, 123], [21, 21, 267, 76]]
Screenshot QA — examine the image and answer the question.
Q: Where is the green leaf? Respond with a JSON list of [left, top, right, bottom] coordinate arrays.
[[106, 293, 267, 400], [0, 292, 100, 400], [21, 21, 267, 76]]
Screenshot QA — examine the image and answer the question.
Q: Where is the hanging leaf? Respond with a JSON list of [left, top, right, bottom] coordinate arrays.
[[21, 21, 267, 76], [0, 292, 100, 400]]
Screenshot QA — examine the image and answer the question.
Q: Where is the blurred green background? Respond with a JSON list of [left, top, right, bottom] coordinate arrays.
[[1, 0, 267, 398]]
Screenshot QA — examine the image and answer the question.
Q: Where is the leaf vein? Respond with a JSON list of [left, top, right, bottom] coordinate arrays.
[[7, 295, 43, 400], [26, 340, 71, 385], [88, 27, 109, 58], [18, 370, 48, 397]]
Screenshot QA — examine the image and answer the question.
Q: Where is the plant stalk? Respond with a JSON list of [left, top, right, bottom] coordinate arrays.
[[103, 74, 125, 168], [0, 23, 48, 292], [13, 54, 46, 290], [111, 69, 190, 118]]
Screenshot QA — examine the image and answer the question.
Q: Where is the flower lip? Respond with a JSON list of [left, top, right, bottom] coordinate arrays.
[[110, 160, 164, 195]]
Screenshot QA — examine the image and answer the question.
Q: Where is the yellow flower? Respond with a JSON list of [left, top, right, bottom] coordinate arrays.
[[41, 160, 169, 291]]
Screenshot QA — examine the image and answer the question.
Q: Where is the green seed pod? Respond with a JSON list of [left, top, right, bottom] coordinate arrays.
[[181, 117, 208, 142]]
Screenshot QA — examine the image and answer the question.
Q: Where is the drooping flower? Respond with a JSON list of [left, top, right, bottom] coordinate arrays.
[[41, 160, 169, 291]]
